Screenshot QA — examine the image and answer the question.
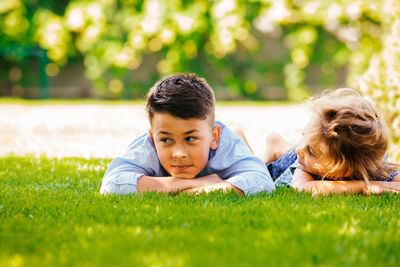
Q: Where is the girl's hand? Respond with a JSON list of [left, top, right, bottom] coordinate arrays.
[[363, 182, 400, 195]]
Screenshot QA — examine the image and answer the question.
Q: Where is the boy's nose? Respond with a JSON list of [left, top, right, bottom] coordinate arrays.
[[172, 147, 187, 159]]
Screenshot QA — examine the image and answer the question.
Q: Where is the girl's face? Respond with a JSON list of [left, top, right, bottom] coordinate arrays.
[[295, 141, 323, 176], [296, 118, 351, 179]]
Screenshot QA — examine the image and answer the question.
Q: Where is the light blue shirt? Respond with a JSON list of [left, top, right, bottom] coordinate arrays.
[[100, 121, 275, 195]]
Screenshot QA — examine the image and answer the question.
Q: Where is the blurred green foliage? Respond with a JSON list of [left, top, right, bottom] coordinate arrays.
[[1, 0, 399, 156], [0, 0, 372, 100]]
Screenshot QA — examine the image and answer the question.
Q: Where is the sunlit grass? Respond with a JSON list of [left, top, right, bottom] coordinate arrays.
[[1, 155, 399, 266]]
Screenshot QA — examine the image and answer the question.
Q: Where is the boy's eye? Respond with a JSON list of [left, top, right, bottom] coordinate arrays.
[[185, 136, 197, 142], [160, 138, 171, 143]]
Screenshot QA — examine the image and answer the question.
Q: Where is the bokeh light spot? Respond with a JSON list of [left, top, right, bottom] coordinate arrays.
[[109, 79, 124, 94], [45, 63, 60, 77], [9, 66, 22, 82]]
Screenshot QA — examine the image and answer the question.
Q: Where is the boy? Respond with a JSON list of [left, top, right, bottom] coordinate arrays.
[[100, 73, 275, 195]]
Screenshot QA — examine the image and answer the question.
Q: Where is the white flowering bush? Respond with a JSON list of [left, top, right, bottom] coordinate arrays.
[[357, 1, 400, 160]]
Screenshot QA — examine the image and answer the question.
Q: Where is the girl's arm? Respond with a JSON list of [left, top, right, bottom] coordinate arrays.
[[291, 168, 367, 195], [291, 168, 400, 195]]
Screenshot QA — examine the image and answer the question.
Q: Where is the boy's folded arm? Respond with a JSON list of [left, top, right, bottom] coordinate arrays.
[[206, 126, 275, 195], [181, 169, 275, 195], [137, 174, 225, 194], [102, 171, 225, 195], [223, 169, 275, 195], [100, 153, 155, 195], [182, 180, 244, 195], [100, 171, 142, 195], [136, 176, 193, 193]]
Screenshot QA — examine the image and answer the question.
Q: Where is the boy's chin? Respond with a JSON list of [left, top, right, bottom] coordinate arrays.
[[169, 171, 199, 179], [172, 174, 197, 179]]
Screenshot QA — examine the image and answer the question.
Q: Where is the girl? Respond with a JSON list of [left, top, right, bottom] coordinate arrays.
[[261, 88, 400, 195]]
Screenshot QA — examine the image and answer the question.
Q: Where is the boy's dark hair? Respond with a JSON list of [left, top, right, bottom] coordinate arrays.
[[146, 73, 215, 122]]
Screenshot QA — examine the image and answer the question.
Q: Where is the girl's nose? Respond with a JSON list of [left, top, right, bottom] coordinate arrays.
[[295, 139, 306, 155]]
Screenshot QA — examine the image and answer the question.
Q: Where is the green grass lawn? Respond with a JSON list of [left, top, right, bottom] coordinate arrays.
[[1, 155, 399, 266]]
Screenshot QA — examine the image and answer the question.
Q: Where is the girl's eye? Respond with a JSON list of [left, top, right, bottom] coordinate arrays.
[[307, 145, 315, 157], [185, 136, 197, 142]]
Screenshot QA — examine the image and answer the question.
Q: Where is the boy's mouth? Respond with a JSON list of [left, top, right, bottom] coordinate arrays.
[[171, 165, 192, 170]]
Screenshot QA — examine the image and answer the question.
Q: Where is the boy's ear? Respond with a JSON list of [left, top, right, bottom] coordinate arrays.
[[149, 129, 154, 140], [210, 125, 221, 150]]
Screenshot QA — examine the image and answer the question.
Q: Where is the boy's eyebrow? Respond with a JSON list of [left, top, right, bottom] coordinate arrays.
[[158, 129, 199, 135], [158, 131, 172, 135], [184, 129, 199, 135]]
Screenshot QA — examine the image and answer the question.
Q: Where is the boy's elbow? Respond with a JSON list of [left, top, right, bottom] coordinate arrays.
[[250, 174, 276, 194], [100, 183, 119, 195], [100, 178, 138, 195], [245, 182, 275, 195], [262, 173, 276, 192], [263, 180, 276, 193]]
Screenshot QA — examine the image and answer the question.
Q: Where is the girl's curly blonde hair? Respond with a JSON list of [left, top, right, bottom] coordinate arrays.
[[301, 88, 398, 182]]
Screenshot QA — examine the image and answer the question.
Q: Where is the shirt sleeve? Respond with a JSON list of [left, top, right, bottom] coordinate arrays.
[[207, 122, 276, 195], [274, 160, 299, 187], [100, 133, 161, 195]]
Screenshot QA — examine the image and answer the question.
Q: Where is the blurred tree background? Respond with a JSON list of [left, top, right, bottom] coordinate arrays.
[[0, 0, 399, 158]]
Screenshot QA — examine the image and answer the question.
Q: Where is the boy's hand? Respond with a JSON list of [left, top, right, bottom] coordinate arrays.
[[137, 176, 197, 194], [137, 174, 244, 195], [137, 174, 224, 194], [182, 174, 244, 194], [182, 181, 244, 195], [191, 174, 224, 187]]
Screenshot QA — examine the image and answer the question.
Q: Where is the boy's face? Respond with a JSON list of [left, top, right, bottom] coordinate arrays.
[[149, 112, 221, 179]]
